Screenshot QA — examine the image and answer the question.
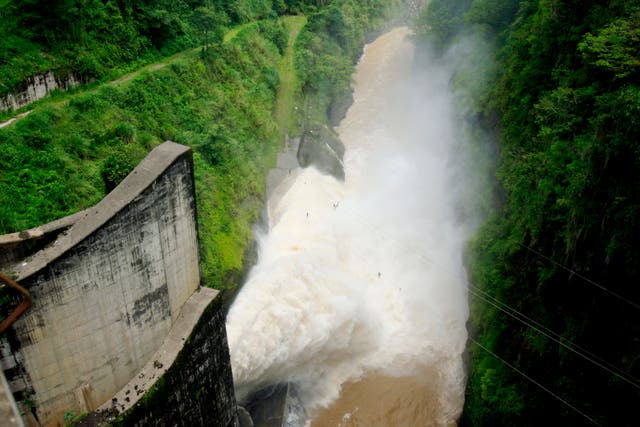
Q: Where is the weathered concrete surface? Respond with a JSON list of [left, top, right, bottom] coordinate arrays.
[[110, 290, 238, 427], [265, 136, 300, 201], [1, 141, 201, 426], [0, 370, 23, 427], [96, 287, 218, 417], [0, 209, 87, 273], [0, 72, 79, 112]]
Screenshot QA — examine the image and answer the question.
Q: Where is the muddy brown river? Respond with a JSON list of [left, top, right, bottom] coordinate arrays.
[[227, 27, 471, 426]]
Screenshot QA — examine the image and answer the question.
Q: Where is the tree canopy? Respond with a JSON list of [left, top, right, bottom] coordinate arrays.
[[418, 0, 640, 425]]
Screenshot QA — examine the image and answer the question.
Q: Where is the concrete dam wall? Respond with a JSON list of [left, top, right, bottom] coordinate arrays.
[[0, 141, 237, 426]]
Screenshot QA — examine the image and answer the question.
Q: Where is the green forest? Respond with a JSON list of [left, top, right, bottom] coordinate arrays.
[[419, 0, 640, 425], [0, 0, 300, 98]]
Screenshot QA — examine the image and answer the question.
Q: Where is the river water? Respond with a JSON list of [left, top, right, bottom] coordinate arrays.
[[227, 27, 473, 426]]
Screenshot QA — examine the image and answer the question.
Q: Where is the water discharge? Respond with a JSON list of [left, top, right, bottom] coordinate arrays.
[[227, 27, 475, 425]]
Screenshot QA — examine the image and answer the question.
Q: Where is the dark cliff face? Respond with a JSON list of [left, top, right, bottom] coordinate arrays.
[[297, 124, 346, 181], [327, 88, 354, 128], [241, 383, 306, 427]]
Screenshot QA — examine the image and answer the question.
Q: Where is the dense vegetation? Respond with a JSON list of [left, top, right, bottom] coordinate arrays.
[[294, 0, 401, 128], [419, 0, 640, 425], [0, 0, 313, 101], [1, 21, 286, 288], [0, 1, 401, 291]]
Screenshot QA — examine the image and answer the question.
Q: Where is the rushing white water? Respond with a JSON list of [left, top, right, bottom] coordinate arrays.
[[227, 27, 476, 424]]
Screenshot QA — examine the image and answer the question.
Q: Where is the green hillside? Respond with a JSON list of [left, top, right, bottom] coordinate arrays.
[[418, 0, 640, 425], [0, 0, 309, 100]]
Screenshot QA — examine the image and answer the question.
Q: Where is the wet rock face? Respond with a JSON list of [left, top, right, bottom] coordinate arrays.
[[237, 406, 254, 427], [297, 124, 345, 181], [327, 88, 354, 128], [242, 383, 307, 427]]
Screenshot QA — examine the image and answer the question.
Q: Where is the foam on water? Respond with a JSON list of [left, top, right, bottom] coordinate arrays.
[[227, 27, 474, 424]]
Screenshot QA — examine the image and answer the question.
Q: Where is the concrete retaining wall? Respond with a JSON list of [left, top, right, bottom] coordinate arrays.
[[0, 141, 202, 426], [0, 72, 79, 112], [110, 291, 238, 427]]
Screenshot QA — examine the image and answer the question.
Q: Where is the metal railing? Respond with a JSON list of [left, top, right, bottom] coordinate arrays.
[[0, 272, 31, 334]]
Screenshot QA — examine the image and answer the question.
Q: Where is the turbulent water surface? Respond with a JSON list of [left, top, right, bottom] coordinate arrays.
[[226, 27, 475, 426]]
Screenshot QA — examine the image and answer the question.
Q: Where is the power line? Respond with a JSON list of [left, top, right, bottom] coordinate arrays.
[[327, 203, 640, 389], [467, 283, 640, 389], [349, 211, 640, 389], [468, 287, 640, 390], [469, 337, 602, 426], [518, 242, 640, 310]]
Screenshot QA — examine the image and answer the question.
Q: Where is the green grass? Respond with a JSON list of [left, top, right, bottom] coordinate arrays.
[[224, 22, 255, 43], [0, 20, 263, 126], [274, 16, 307, 144]]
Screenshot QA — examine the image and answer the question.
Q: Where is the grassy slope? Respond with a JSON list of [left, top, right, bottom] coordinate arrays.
[[274, 16, 307, 144], [0, 21, 255, 126], [1, 0, 399, 290]]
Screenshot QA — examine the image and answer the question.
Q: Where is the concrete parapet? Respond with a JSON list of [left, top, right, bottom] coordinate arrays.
[[105, 290, 238, 427], [97, 287, 219, 416], [0, 209, 87, 274], [1, 141, 203, 425]]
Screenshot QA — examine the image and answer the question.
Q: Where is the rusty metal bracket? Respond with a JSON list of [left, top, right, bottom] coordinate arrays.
[[0, 271, 31, 334]]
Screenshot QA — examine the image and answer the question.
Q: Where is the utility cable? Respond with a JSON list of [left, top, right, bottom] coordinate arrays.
[[361, 215, 640, 389], [324, 206, 628, 422], [467, 282, 640, 389], [518, 242, 640, 310], [267, 196, 640, 393], [469, 336, 602, 426], [329, 204, 640, 390], [468, 287, 640, 390]]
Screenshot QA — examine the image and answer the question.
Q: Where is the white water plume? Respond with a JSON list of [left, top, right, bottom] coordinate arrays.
[[226, 27, 483, 423]]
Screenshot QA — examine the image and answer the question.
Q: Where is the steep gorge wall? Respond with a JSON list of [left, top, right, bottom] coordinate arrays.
[[0, 142, 210, 426]]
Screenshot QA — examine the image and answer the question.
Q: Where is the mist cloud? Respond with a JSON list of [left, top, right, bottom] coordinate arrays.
[[226, 26, 494, 424]]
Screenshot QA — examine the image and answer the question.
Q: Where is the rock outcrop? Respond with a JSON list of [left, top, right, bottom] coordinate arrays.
[[297, 123, 345, 181]]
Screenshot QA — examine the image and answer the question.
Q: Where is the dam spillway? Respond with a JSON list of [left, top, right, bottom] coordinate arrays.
[[228, 27, 476, 425]]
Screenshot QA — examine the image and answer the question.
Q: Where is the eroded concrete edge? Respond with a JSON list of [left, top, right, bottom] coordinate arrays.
[[97, 287, 219, 417], [0, 209, 87, 246], [13, 141, 190, 281]]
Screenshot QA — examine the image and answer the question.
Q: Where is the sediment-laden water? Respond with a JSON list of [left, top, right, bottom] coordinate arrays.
[[227, 27, 474, 426]]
